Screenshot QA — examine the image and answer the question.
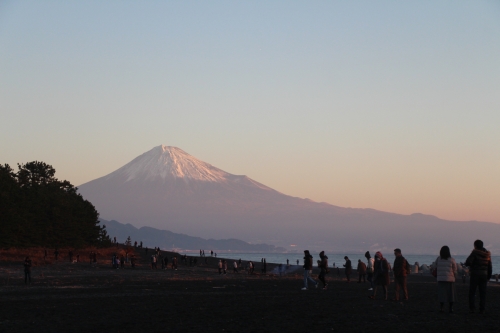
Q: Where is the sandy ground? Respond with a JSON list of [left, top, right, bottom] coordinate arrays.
[[1, 248, 499, 333]]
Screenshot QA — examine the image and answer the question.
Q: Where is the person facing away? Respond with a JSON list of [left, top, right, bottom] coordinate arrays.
[[343, 256, 352, 283], [301, 250, 318, 290], [357, 259, 367, 283], [24, 256, 32, 285], [392, 248, 410, 301], [434, 245, 457, 313], [318, 251, 329, 289], [465, 239, 492, 314], [369, 251, 390, 300]]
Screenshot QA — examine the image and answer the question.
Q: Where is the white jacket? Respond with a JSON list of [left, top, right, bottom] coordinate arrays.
[[434, 257, 457, 282]]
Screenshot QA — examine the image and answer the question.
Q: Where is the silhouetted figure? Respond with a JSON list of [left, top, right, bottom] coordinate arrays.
[[233, 261, 238, 273], [218, 260, 223, 275], [392, 248, 410, 301], [369, 252, 390, 300], [365, 251, 375, 290], [318, 251, 329, 289], [296, 259, 299, 265], [302, 250, 318, 290], [211, 250, 213, 257], [465, 239, 492, 314], [131, 255, 136, 268], [140, 241, 143, 248], [434, 245, 457, 313], [172, 257, 178, 270], [357, 259, 367, 283], [120, 255, 125, 268], [223, 260, 227, 275], [238, 258, 242, 268], [24, 256, 32, 285], [343, 256, 352, 282]]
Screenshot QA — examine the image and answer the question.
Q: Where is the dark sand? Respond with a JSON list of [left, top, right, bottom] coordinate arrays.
[[1, 248, 499, 333]]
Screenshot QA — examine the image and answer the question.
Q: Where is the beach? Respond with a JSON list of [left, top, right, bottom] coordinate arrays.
[[1, 247, 499, 332]]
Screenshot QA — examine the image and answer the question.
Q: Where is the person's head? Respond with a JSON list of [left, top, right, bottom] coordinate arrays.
[[440, 246, 451, 260], [364, 251, 371, 259], [474, 239, 484, 250], [358, 259, 361, 263], [344, 256, 348, 260], [319, 251, 325, 258], [375, 251, 383, 260], [304, 250, 310, 255], [394, 248, 402, 256]]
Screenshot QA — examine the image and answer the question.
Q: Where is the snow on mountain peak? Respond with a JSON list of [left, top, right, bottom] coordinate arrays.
[[114, 145, 230, 182]]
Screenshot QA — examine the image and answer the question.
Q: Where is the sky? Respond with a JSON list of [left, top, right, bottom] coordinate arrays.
[[1, 1, 499, 223]]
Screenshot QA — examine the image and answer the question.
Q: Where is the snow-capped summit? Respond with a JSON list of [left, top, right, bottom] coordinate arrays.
[[107, 145, 231, 182]]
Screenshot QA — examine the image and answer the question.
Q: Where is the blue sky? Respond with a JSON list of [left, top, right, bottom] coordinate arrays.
[[1, 1, 499, 222]]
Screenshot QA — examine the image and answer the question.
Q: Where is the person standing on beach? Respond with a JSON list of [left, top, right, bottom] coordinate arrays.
[[434, 246, 457, 313], [357, 260, 367, 283], [24, 256, 32, 285], [218, 260, 222, 275], [392, 248, 410, 301], [318, 251, 329, 289], [343, 256, 352, 283], [365, 252, 375, 290], [465, 239, 492, 314], [302, 250, 318, 290], [369, 252, 390, 300], [172, 256, 178, 270], [233, 261, 238, 273]]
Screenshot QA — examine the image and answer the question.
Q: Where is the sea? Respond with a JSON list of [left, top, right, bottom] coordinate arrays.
[[182, 252, 500, 275]]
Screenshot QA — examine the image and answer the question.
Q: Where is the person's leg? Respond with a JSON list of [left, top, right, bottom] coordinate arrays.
[[403, 276, 408, 299], [394, 277, 401, 300], [469, 275, 478, 311], [478, 276, 487, 313]]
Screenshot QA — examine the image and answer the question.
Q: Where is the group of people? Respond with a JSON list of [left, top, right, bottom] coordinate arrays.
[[300, 239, 493, 314]]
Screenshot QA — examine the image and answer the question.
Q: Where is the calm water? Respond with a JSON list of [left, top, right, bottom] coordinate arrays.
[[194, 252, 500, 275]]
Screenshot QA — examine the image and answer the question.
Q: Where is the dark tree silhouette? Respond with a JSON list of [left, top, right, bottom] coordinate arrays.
[[0, 161, 111, 248]]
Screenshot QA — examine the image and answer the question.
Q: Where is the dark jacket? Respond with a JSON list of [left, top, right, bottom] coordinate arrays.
[[343, 259, 352, 273], [303, 252, 313, 270], [465, 248, 492, 279], [357, 261, 367, 274], [319, 253, 328, 272], [393, 255, 410, 277], [24, 259, 32, 272], [374, 258, 390, 286]]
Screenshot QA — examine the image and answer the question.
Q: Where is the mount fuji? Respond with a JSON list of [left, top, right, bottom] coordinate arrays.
[[78, 145, 500, 254]]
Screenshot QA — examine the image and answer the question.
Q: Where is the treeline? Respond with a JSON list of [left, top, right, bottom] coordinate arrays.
[[0, 161, 111, 248]]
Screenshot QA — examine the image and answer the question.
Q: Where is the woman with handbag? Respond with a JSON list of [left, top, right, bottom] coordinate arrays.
[[434, 246, 458, 313]]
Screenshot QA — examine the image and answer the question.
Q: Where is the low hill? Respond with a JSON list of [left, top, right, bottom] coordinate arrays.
[[100, 219, 286, 252]]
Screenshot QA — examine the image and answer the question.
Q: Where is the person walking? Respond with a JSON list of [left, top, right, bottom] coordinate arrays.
[[301, 250, 318, 290], [365, 251, 375, 291], [318, 251, 329, 289], [24, 256, 32, 285], [343, 256, 352, 283], [465, 239, 492, 314], [434, 246, 457, 313], [357, 259, 367, 283], [392, 248, 410, 301], [369, 252, 390, 300]]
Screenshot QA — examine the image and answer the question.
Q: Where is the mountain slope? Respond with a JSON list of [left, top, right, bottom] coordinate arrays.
[[78, 145, 500, 254]]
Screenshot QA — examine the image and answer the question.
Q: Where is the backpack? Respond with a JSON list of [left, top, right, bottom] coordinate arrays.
[[405, 259, 411, 275]]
